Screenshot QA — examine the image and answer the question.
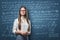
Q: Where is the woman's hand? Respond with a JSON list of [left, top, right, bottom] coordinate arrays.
[[16, 29, 30, 36], [20, 31, 28, 36], [21, 31, 31, 36], [15, 30, 27, 35]]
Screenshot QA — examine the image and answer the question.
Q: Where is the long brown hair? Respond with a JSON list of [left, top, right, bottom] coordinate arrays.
[[18, 6, 29, 30]]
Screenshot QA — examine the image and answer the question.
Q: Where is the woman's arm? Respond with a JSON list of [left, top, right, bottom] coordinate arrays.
[[27, 20, 31, 35], [12, 18, 21, 34], [12, 19, 17, 34]]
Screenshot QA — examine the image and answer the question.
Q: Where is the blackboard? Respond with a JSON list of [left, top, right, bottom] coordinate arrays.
[[0, 0, 60, 40]]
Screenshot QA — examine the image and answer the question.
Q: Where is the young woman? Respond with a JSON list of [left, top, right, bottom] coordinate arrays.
[[12, 6, 31, 40]]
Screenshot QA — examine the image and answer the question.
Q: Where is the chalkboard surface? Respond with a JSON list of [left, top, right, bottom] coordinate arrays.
[[0, 0, 60, 40]]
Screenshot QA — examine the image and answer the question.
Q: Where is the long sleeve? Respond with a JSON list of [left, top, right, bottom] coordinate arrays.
[[12, 18, 18, 34], [28, 20, 31, 35]]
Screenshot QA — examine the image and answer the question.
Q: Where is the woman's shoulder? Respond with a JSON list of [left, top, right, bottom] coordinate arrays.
[[14, 18, 18, 23], [28, 19, 31, 23]]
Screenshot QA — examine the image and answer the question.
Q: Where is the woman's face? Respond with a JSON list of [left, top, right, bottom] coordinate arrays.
[[20, 7, 26, 16]]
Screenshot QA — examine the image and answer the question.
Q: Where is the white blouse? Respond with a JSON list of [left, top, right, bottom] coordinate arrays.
[[21, 21, 29, 32], [12, 18, 31, 34]]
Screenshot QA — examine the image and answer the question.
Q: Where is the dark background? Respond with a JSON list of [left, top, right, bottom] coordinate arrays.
[[0, 0, 60, 40]]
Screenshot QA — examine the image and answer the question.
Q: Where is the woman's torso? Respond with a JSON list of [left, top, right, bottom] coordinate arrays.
[[16, 18, 29, 32]]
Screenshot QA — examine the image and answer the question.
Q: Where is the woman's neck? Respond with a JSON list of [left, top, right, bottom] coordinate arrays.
[[21, 16, 26, 22], [21, 16, 25, 19]]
